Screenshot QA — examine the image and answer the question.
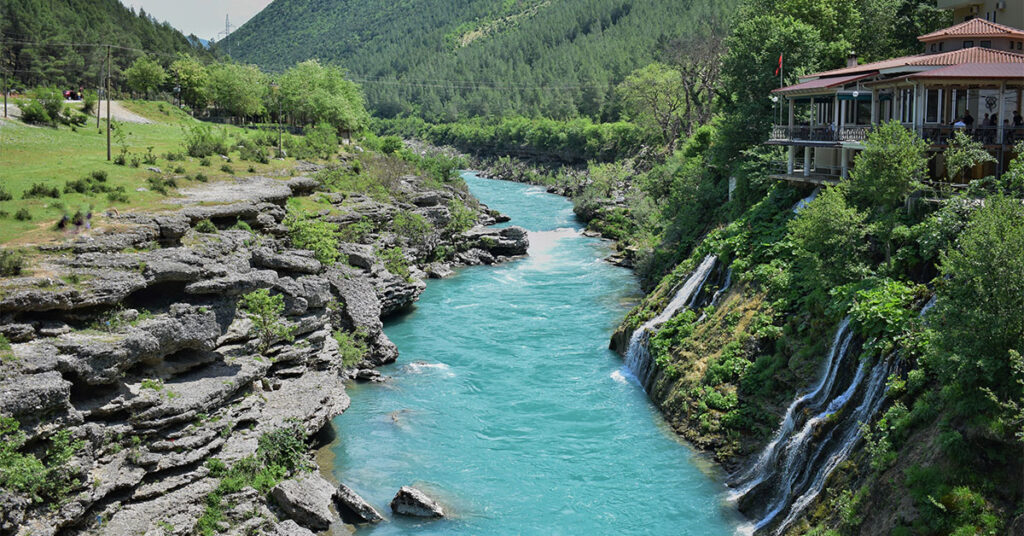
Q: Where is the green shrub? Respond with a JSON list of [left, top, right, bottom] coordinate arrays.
[[0, 185, 13, 201], [304, 123, 339, 159], [340, 218, 374, 243], [194, 219, 217, 233], [379, 247, 411, 281], [22, 183, 60, 199], [199, 157, 211, 167], [106, 189, 130, 203], [173, 165, 186, 174], [380, 135, 403, 154], [146, 176, 168, 195], [240, 289, 295, 352], [220, 164, 234, 174], [257, 424, 311, 474], [81, 90, 98, 116], [0, 249, 25, 276], [182, 124, 229, 158], [284, 209, 341, 265], [392, 211, 433, 248], [446, 199, 476, 234], [239, 138, 270, 164], [0, 417, 84, 505], [193, 172, 208, 183], [19, 99, 51, 125], [334, 330, 368, 368], [0, 334, 11, 354], [231, 219, 252, 232], [14, 209, 31, 221]]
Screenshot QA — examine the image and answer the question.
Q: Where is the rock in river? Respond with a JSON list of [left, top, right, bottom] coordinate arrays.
[[335, 483, 385, 523], [390, 486, 445, 518]]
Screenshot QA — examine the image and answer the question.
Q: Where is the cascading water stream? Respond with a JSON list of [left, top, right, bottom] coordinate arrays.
[[623, 255, 717, 391], [734, 298, 939, 535]]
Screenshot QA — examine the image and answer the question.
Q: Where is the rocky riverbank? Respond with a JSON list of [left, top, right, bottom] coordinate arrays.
[[0, 164, 528, 535]]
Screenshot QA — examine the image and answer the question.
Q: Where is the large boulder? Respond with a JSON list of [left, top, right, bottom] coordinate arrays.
[[334, 483, 384, 523], [269, 520, 317, 536], [270, 473, 337, 531], [389, 486, 444, 518]]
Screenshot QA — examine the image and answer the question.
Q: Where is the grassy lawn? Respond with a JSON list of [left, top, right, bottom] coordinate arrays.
[[0, 100, 299, 246]]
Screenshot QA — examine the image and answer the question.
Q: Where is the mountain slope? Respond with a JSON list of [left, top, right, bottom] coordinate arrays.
[[0, 0, 211, 88], [224, 0, 738, 120]]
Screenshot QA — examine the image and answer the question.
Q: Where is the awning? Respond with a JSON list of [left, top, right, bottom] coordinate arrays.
[[772, 72, 878, 95]]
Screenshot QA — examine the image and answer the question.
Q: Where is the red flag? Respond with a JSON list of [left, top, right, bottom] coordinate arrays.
[[774, 54, 783, 77]]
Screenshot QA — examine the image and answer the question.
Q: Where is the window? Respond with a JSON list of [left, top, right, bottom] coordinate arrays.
[[939, 42, 945, 51], [926, 89, 944, 123], [931, 44, 937, 52], [1018, 42, 1023, 50], [964, 40, 975, 48], [900, 89, 916, 124], [981, 41, 992, 48]]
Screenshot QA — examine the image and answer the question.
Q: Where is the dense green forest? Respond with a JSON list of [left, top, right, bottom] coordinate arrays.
[[224, 0, 738, 120], [0, 0, 213, 90]]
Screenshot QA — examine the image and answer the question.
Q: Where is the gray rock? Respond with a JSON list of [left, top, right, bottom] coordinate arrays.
[[425, 264, 454, 279], [462, 225, 529, 257], [0, 491, 28, 534], [0, 323, 35, 342], [252, 248, 322, 274], [271, 473, 337, 531], [270, 520, 317, 536], [390, 486, 444, 518], [334, 483, 384, 523], [286, 176, 320, 195], [184, 269, 278, 295]]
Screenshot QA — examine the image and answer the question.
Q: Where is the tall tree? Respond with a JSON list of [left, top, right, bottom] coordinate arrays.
[[124, 56, 167, 98]]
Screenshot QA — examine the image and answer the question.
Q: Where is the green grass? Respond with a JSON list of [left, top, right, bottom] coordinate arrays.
[[0, 100, 302, 245]]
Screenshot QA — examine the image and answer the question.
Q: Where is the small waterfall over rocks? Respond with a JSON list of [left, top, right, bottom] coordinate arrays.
[[623, 255, 717, 391], [734, 298, 939, 535]]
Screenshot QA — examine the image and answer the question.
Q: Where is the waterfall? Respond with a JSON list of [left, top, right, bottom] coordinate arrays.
[[623, 255, 717, 391], [792, 187, 821, 214], [734, 298, 938, 535]]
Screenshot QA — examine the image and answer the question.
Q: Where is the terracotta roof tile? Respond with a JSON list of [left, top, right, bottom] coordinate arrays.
[[909, 63, 1024, 79], [807, 47, 1024, 79], [918, 19, 1024, 42]]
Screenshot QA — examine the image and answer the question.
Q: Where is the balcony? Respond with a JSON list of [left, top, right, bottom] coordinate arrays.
[[771, 124, 1024, 149], [769, 125, 872, 145]]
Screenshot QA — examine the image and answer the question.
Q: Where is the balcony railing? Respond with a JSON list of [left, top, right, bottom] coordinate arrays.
[[772, 123, 1024, 147], [769, 125, 870, 143]]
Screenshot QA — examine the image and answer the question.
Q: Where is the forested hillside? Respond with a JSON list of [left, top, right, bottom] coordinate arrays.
[[224, 0, 737, 120], [0, 0, 212, 89]]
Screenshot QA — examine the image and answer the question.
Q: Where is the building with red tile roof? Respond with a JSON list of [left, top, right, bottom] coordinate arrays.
[[767, 17, 1024, 184]]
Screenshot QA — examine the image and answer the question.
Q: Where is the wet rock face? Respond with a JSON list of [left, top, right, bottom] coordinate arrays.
[[390, 486, 445, 518]]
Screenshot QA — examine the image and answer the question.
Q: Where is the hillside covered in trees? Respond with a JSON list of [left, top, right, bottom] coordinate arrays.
[[0, 0, 212, 89], [224, 0, 738, 120]]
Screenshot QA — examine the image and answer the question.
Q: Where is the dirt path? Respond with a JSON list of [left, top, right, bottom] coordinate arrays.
[[0, 100, 152, 124]]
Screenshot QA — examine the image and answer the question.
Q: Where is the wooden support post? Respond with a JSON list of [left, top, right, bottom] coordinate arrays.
[[788, 146, 795, 175], [804, 146, 812, 177]]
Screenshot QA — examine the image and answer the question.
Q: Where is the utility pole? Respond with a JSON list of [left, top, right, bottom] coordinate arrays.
[[2, 37, 7, 119], [106, 45, 111, 161], [96, 49, 104, 129]]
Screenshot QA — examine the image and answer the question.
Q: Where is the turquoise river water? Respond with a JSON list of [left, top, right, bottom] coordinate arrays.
[[326, 172, 743, 535]]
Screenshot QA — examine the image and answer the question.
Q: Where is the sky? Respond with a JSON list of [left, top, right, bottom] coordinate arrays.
[[120, 0, 274, 41]]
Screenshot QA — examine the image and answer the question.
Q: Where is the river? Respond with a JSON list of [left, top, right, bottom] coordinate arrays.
[[324, 172, 742, 535]]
